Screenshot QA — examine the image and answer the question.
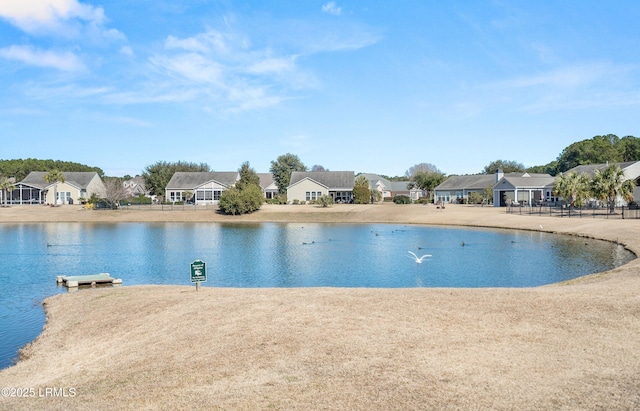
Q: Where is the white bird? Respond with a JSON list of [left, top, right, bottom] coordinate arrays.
[[407, 251, 432, 263]]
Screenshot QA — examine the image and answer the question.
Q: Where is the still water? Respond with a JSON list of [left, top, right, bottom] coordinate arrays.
[[0, 222, 634, 369]]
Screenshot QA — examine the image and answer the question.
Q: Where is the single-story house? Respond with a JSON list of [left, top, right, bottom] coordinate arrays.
[[564, 161, 640, 206], [258, 173, 279, 199], [165, 172, 239, 205], [287, 171, 355, 203], [434, 174, 497, 204], [15, 171, 106, 205], [492, 170, 556, 207], [434, 170, 556, 206], [359, 173, 423, 201]]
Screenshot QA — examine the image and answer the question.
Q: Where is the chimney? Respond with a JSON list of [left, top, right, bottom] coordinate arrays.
[[495, 168, 504, 183]]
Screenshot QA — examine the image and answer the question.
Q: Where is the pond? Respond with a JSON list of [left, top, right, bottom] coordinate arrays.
[[0, 222, 634, 369]]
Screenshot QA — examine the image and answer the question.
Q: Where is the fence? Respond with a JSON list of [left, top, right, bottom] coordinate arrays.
[[505, 203, 640, 219], [113, 202, 219, 212]]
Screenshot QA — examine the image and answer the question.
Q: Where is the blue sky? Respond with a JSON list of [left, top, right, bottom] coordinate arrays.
[[1, 1, 639, 177]]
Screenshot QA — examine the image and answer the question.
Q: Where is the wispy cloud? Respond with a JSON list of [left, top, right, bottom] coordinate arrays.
[[322, 2, 342, 16], [0, 45, 85, 71], [443, 62, 640, 116]]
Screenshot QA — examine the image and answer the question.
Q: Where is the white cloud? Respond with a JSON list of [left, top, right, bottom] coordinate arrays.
[[0, 0, 125, 42], [120, 45, 134, 57], [246, 57, 296, 74], [0, 0, 104, 33], [165, 30, 228, 54], [151, 53, 225, 85], [0, 45, 85, 71], [322, 2, 342, 16]]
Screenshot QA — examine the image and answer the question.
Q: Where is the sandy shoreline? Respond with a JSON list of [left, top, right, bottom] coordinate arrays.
[[1, 203, 639, 410]]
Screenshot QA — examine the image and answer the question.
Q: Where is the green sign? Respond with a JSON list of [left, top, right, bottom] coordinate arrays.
[[190, 260, 207, 283]]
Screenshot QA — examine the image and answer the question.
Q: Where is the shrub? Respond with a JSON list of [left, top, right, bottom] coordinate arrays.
[[393, 195, 411, 204], [218, 184, 264, 215], [467, 192, 483, 204], [318, 194, 334, 208]]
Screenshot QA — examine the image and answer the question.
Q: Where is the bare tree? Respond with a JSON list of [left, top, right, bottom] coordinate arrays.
[[103, 177, 129, 208], [405, 163, 441, 178]]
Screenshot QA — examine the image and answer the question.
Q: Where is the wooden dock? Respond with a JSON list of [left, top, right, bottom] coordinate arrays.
[[56, 273, 122, 288]]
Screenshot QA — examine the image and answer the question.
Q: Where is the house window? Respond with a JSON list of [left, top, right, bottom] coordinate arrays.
[[213, 190, 221, 201], [306, 192, 311, 201]]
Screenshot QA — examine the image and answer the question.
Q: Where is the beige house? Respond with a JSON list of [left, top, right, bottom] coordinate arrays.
[[16, 172, 106, 205], [287, 171, 355, 203]]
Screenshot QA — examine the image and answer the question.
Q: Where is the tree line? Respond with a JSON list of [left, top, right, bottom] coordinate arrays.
[[0, 158, 104, 182]]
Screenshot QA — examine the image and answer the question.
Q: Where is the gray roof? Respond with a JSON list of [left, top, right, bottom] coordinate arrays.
[[359, 173, 393, 189], [165, 172, 238, 189], [20, 171, 99, 189], [496, 173, 556, 189], [257, 173, 275, 189], [359, 173, 415, 192], [436, 173, 555, 191], [567, 161, 638, 177], [435, 174, 496, 191], [289, 171, 355, 189], [388, 181, 412, 192]]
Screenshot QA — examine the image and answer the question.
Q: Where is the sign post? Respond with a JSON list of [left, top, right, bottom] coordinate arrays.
[[190, 259, 207, 291]]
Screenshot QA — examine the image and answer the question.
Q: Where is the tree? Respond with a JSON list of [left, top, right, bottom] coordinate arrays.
[[405, 163, 441, 178], [591, 164, 635, 213], [482, 160, 525, 174], [0, 176, 13, 207], [527, 161, 559, 176], [235, 162, 261, 191], [353, 175, 370, 204], [409, 171, 446, 202], [218, 185, 264, 215], [103, 177, 129, 208], [218, 162, 264, 215], [142, 161, 210, 197], [553, 172, 590, 208], [618, 135, 640, 162], [43, 169, 65, 205], [556, 135, 621, 173], [370, 187, 383, 203], [269, 153, 306, 194], [0, 158, 103, 181], [482, 186, 494, 205], [311, 165, 329, 172]]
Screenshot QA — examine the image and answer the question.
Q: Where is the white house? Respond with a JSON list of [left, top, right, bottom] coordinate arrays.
[[492, 170, 556, 207], [16, 171, 106, 205], [359, 173, 423, 201], [165, 172, 239, 205]]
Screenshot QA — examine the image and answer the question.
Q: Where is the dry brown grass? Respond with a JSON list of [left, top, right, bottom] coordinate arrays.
[[1, 203, 639, 410]]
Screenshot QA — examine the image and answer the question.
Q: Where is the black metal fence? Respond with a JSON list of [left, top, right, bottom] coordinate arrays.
[[506, 203, 640, 219], [112, 202, 219, 211]]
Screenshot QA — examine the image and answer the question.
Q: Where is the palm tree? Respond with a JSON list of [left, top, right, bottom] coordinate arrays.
[[553, 172, 590, 209], [43, 169, 65, 206], [0, 176, 13, 207], [591, 164, 635, 213]]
